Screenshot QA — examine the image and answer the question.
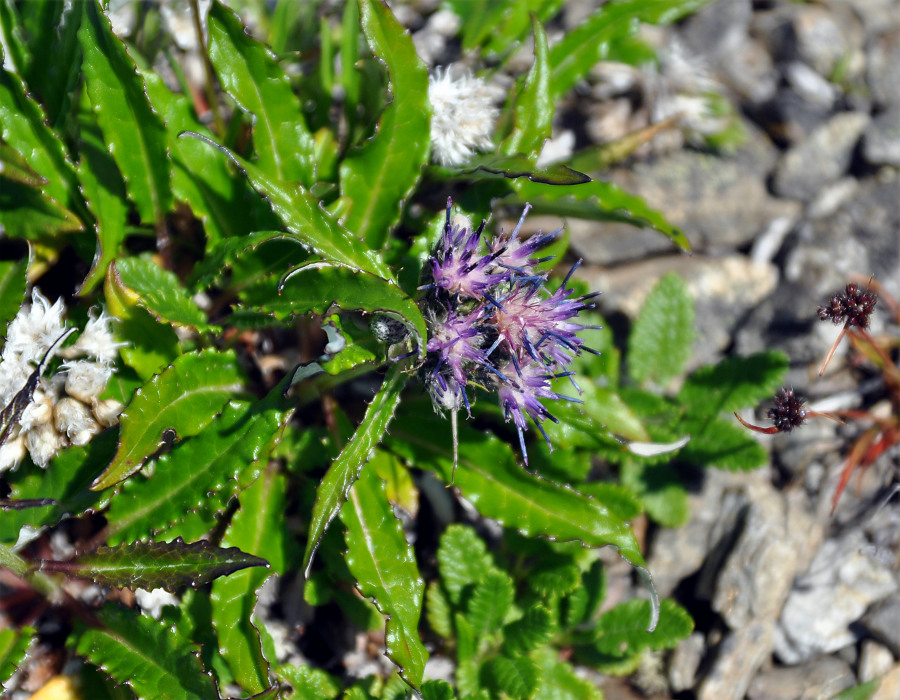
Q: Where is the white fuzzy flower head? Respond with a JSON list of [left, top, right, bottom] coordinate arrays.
[[2, 289, 67, 367], [63, 360, 113, 404], [73, 309, 124, 363], [428, 67, 499, 167]]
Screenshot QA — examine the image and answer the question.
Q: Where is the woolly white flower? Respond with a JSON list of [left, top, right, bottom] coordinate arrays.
[[0, 436, 26, 474], [72, 310, 125, 363], [2, 289, 67, 366], [135, 588, 179, 620], [63, 360, 113, 404], [428, 67, 498, 167], [25, 422, 65, 468], [54, 398, 100, 446], [93, 398, 125, 428]]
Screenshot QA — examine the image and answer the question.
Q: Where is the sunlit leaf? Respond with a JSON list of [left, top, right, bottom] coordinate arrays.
[[115, 257, 215, 331], [501, 16, 551, 162], [91, 349, 245, 491], [339, 0, 430, 249], [341, 463, 428, 688]]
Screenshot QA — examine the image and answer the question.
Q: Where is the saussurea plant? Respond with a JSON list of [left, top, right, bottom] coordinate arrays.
[[0, 0, 754, 697]]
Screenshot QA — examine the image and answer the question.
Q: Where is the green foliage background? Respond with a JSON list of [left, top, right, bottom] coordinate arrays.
[[0, 0, 784, 697]]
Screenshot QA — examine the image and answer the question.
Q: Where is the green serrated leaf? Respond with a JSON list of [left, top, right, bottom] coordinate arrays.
[[533, 646, 602, 700], [628, 273, 695, 386], [302, 363, 406, 575], [481, 655, 541, 699], [104, 261, 180, 381], [467, 570, 515, 638], [546, 381, 649, 444], [212, 463, 286, 694], [528, 564, 581, 598], [78, 0, 171, 224], [436, 524, 496, 607], [207, 1, 314, 187], [0, 178, 83, 239], [421, 679, 455, 700], [562, 560, 606, 629], [39, 538, 266, 592], [0, 625, 34, 686], [677, 351, 790, 419], [115, 257, 214, 330], [549, 0, 713, 100], [501, 16, 551, 161], [74, 605, 219, 700], [340, 463, 428, 688], [435, 154, 590, 186], [425, 581, 454, 640], [106, 380, 293, 544], [594, 598, 693, 657], [339, 0, 430, 249], [390, 407, 657, 628], [277, 664, 342, 700], [0, 52, 82, 214], [514, 179, 690, 251], [77, 113, 129, 293], [0, 259, 26, 340], [503, 606, 554, 656], [182, 132, 390, 278], [250, 261, 427, 353], [90, 349, 245, 491], [679, 416, 768, 471]]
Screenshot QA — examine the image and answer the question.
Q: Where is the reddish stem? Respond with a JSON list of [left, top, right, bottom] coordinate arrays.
[[733, 412, 780, 434]]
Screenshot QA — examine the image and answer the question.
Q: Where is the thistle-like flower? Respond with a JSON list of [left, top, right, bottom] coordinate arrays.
[[816, 280, 878, 376], [410, 199, 600, 479], [734, 388, 843, 435], [0, 290, 125, 474], [428, 67, 499, 167]]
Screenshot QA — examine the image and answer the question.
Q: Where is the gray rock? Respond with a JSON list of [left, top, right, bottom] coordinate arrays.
[[757, 88, 834, 145], [862, 596, 900, 657], [669, 632, 705, 693], [863, 108, 900, 167], [792, 4, 864, 78], [859, 640, 896, 683], [774, 531, 898, 664], [772, 112, 870, 201], [695, 480, 823, 700], [721, 36, 779, 104], [589, 126, 799, 253], [867, 30, 900, 108], [680, 0, 752, 63], [784, 61, 838, 108], [871, 664, 900, 700], [578, 253, 778, 369], [746, 655, 855, 700]]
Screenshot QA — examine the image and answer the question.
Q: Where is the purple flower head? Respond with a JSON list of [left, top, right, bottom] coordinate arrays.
[[414, 199, 600, 473], [425, 308, 488, 387], [496, 357, 581, 464], [486, 203, 562, 274], [421, 199, 507, 300]]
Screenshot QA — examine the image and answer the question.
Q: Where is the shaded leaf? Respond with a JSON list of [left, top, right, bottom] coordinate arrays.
[[562, 560, 606, 629], [207, 1, 314, 187], [302, 363, 406, 576], [421, 680, 455, 700], [620, 460, 689, 527], [481, 655, 541, 699], [74, 605, 220, 700], [339, 0, 430, 249], [0, 178, 83, 239], [503, 606, 554, 656], [0, 259, 26, 340], [91, 349, 245, 491], [78, 0, 171, 224], [467, 570, 515, 638], [212, 464, 287, 694], [679, 416, 768, 471], [436, 524, 496, 606], [38, 538, 267, 593], [425, 581, 453, 640], [533, 647, 602, 700], [501, 16, 551, 161], [115, 257, 214, 330], [0, 430, 116, 545], [594, 598, 693, 657], [106, 380, 293, 544], [76, 115, 128, 293], [628, 272, 695, 386], [677, 351, 790, 420], [514, 179, 690, 251], [341, 463, 428, 688]]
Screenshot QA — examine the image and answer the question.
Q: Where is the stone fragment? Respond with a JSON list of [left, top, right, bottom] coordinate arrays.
[[746, 655, 855, 700]]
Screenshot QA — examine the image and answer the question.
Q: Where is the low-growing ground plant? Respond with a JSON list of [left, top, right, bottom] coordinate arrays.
[[0, 0, 783, 697]]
